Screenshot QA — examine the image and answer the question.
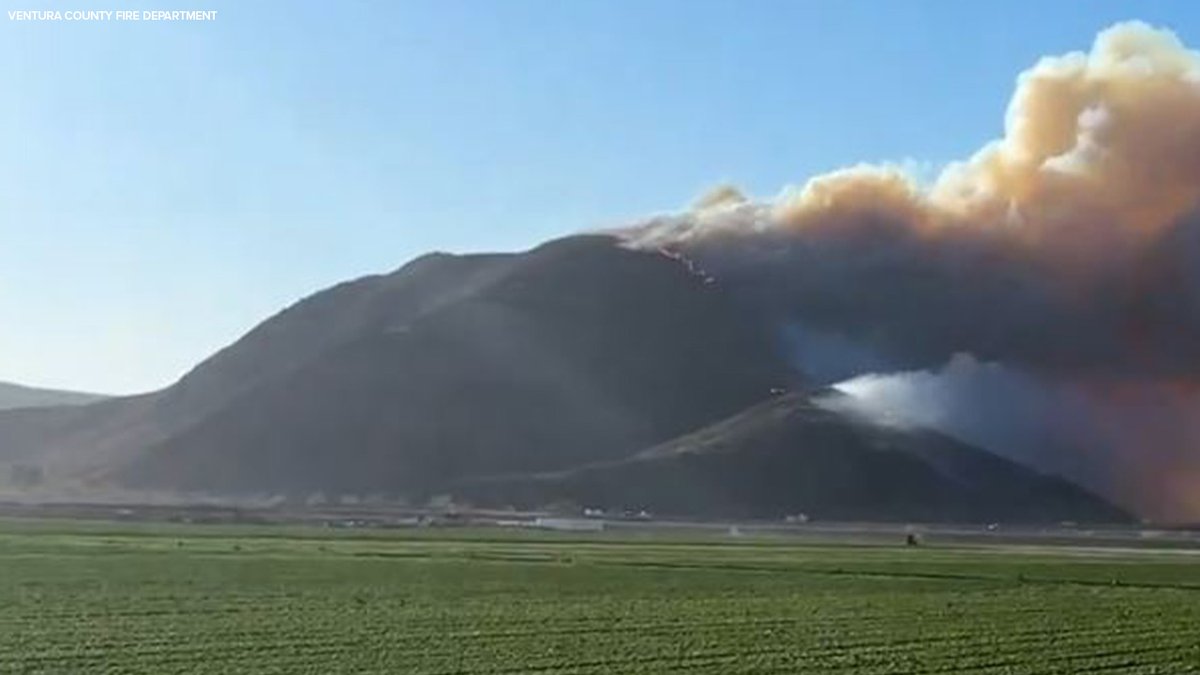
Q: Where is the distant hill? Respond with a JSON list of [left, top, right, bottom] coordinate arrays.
[[0, 381, 108, 411], [457, 392, 1129, 523], [0, 235, 1129, 523]]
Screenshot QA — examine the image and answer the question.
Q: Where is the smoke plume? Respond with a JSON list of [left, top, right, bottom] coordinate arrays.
[[817, 356, 1200, 522], [623, 22, 1200, 521]]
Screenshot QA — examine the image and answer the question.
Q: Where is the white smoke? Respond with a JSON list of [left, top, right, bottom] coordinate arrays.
[[819, 355, 1200, 522]]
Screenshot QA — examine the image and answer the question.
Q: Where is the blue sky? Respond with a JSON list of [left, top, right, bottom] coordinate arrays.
[[2, 0, 1197, 394]]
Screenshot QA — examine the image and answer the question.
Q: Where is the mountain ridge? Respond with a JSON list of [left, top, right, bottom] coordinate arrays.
[[0, 381, 109, 411], [0, 235, 1131, 523], [455, 392, 1128, 522]]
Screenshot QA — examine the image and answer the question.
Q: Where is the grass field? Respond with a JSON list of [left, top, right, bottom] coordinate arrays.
[[1, 519, 1198, 674]]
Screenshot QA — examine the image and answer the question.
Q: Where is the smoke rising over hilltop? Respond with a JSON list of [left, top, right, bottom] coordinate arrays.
[[624, 22, 1200, 521], [820, 357, 1200, 522]]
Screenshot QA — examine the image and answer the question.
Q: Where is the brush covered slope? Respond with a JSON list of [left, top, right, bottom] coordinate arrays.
[[0, 382, 107, 411], [0, 235, 1128, 522], [115, 236, 790, 496], [2, 236, 787, 497], [457, 392, 1129, 523]]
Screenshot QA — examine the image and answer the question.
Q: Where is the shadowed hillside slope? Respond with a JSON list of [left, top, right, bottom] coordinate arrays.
[[2, 236, 788, 498], [457, 393, 1129, 523], [0, 236, 1129, 523], [0, 382, 108, 411]]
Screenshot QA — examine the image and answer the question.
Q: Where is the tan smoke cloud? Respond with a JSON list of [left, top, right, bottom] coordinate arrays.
[[642, 21, 1200, 259], [932, 22, 1200, 254], [631, 21, 1200, 373], [624, 22, 1200, 521]]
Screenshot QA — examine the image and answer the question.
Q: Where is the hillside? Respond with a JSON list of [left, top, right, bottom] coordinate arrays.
[[0, 382, 108, 411], [113, 236, 789, 496], [0, 235, 1129, 523], [1, 236, 788, 494], [457, 393, 1129, 523]]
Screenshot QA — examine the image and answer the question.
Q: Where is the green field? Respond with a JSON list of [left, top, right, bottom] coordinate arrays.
[[1, 520, 1198, 674]]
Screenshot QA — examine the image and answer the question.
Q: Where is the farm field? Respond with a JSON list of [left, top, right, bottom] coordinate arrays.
[[1, 519, 1198, 674]]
